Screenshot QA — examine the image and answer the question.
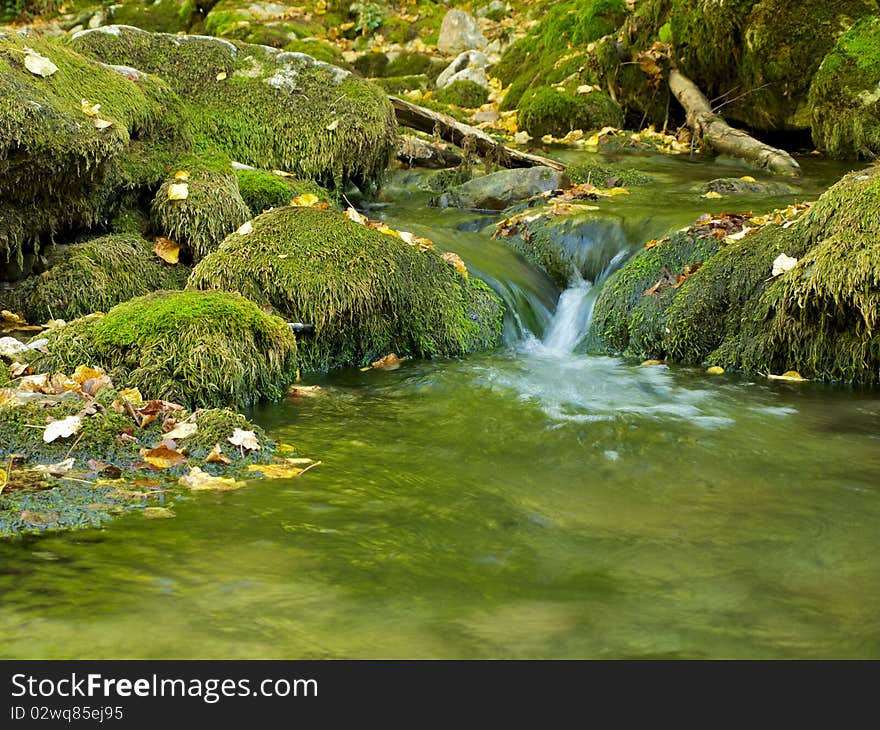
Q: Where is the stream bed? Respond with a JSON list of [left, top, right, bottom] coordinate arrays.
[[1, 151, 878, 659]]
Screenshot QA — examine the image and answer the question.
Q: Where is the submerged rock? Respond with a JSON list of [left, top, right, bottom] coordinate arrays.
[[29, 290, 297, 408], [187, 206, 505, 370], [698, 178, 800, 197], [434, 167, 566, 210]]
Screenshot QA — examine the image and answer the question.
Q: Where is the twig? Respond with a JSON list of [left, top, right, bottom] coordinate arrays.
[[63, 430, 85, 461], [297, 461, 322, 477], [711, 83, 772, 114]]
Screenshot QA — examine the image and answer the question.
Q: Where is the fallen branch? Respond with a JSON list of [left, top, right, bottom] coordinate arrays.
[[669, 69, 801, 177], [397, 135, 463, 169], [389, 96, 565, 171]]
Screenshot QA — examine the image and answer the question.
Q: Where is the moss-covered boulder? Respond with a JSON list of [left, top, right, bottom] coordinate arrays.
[[234, 168, 332, 216], [70, 24, 397, 190], [809, 16, 880, 159], [0, 32, 189, 270], [187, 206, 505, 370], [29, 290, 297, 408], [517, 87, 624, 138], [433, 79, 489, 108], [109, 0, 199, 33], [591, 166, 880, 384], [434, 166, 567, 211], [150, 156, 250, 261], [0, 234, 189, 324]]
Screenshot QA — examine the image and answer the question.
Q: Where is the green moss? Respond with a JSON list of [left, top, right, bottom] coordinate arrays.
[[30, 290, 298, 408], [110, 0, 197, 33], [0, 33, 190, 265], [372, 74, 429, 94], [150, 156, 250, 261], [433, 80, 489, 109], [495, 0, 626, 109], [517, 87, 624, 137], [353, 52, 389, 77], [0, 361, 10, 388], [71, 25, 398, 191], [187, 206, 504, 370], [591, 228, 720, 357], [386, 51, 434, 77], [283, 38, 345, 66], [0, 234, 190, 324], [234, 169, 332, 215], [809, 16, 880, 159], [565, 162, 651, 186]]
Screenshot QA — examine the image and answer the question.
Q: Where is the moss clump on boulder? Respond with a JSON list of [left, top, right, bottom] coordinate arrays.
[[150, 156, 250, 261], [0, 32, 189, 268], [71, 25, 397, 191], [372, 74, 430, 95], [517, 87, 624, 138], [386, 52, 435, 78], [592, 167, 880, 383], [29, 290, 297, 408], [235, 169, 332, 215], [109, 0, 198, 33], [0, 234, 189, 324], [809, 16, 880, 159], [433, 79, 489, 108], [187, 206, 504, 370], [565, 163, 651, 187]]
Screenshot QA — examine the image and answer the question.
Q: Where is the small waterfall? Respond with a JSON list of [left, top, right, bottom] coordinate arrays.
[[540, 277, 595, 354]]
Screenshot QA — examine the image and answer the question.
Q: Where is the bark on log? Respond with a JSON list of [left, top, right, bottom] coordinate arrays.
[[389, 96, 565, 171], [669, 69, 801, 177], [397, 135, 463, 168]]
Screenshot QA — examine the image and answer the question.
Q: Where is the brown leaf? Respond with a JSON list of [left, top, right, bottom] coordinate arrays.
[[141, 445, 186, 469], [153, 237, 180, 264], [205, 443, 232, 465]]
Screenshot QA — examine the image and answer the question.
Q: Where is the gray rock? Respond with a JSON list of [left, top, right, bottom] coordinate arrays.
[[698, 177, 800, 196], [437, 9, 487, 55], [473, 109, 500, 124], [436, 50, 490, 89], [0, 337, 27, 357], [433, 166, 566, 210]]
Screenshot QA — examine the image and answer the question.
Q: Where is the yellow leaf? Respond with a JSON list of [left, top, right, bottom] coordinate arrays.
[[326, 119, 339, 131], [80, 99, 101, 117], [174, 170, 190, 181], [228, 428, 261, 451], [740, 175, 757, 182], [153, 237, 180, 264], [640, 359, 666, 366], [205, 443, 232, 465], [706, 366, 725, 375], [601, 186, 630, 196], [216, 71, 227, 81], [371, 353, 404, 370], [247, 459, 321, 479], [118, 388, 144, 406], [71, 364, 106, 385], [1, 310, 28, 327], [141, 445, 186, 469], [163, 421, 198, 441], [167, 183, 189, 200], [584, 133, 600, 148], [702, 191, 723, 199], [291, 193, 320, 207], [315, 0, 327, 14], [576, 84, 595, 94], [236, 220, 253, 235], [767, 370, 807, 382], [92, 118, 113, 130], [441, 251, 468, 277], [513, 131, 532, 145], [345, 206, 368, 225], [43, 415, 82, 443], [143, 507, 176, 519], [180, 466, 243, 491]]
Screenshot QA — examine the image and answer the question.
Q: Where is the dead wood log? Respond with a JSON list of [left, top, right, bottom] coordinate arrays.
[[389, 96, 565, 171], [397, 135, 463, 168], [669, 69, 801, 177]]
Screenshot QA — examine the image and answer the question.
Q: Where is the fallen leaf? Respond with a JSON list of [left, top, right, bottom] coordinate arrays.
[[702, 191, 723, 199], [86, 459, 122, 478], [740, 175, 757, 182], [706, 366, 725, 375], [24, 49, 58, 77], [33, 457, 75, 476], [143, 507, 176, 519], [179, 466, 242, 491], [1, 310, 27, 328], [766, 370, 807, 382], [236, 220, 253, 235], [216, 71, 227, 81], [43, 415, 82, 443], [228, 428, 261, 451], [441, 251, 468, 277], [247, 459, 321, 479], [118, 388, 144, 406], [345, 206, 368, 225], [80, 99, 101, 117], [772, 253, 798, 277], [174, 170, 190, 181], [205, 443, 232, 465], [326, 119, 339, 131], [640, 359, 666, 366], [141, 445, 186, 469], [92, 118, 113, 130], [153, 237, 180, 264], [371, 353, 404, 370], [20, 510, 59, 525], [71, 364, 105, 385], [167, 183, 189, 200], [291, 193, 320, 207], [163, 421, 198, 441]]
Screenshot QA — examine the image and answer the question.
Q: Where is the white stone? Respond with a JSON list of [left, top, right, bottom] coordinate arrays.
[[437, 9, 487, 55], [436, 50, 490, 89]]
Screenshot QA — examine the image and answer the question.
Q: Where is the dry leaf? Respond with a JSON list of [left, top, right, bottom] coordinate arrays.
[[153, 237, 180, 264], [141, 445, 186, 469], [228, 428, 261, 451], [163, 421, 198, 441], [174, 170, 190, 181], [371, 353, 404, 370], [80, 99, 101, 117], [772, 253, 798, 277], [291, 193, 320, 207], [167, 183, 189, 200], [236, 220, 253, 235], [344, 206, 368, 225], [179, 466, 242, 491], [216, 71, 228, 81], [118, 388, 144, 406], [441, 251, 468, 277], [702, 191, 723, 199], [706, 366, 725, 375], [326, 119, 339, 131], [1, 310, 28, 328], [71, 364, 105, 385], [24, 49, 58, 77], [33, 457, 76, 476], [43, 415, 82, 443], [143, 507, 176, 519], [92, 118, 113, 130], [766, 370, 807, 382], [205, 443, 232, 465], [247, 459, 320, 479]]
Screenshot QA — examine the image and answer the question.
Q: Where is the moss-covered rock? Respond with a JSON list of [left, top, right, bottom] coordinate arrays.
[[150, 156, 250, 261], [371, 74, 430, 95], [202, 0, 322, 46], [433, 79, 489, 108], [517, 87, 624, 138], [71, 25, 397, 190], [109, 0, 198, 33], [0, 234, 189, 324], [235, 168, 332, 215], [0, 32, 189, 269], [809, 16, 880, 159], [565, 162, 652, 187], [29, 290, 297, 408], [386, 51, 436, 78], [592, 166, 880, 383], [187, 206, 504, 370]]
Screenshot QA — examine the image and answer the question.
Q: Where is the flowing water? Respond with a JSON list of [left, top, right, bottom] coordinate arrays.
[[2, 152, 879, 659]]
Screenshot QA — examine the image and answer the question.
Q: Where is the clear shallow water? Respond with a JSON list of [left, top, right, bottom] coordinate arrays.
[[1, 152, 879, 659]]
